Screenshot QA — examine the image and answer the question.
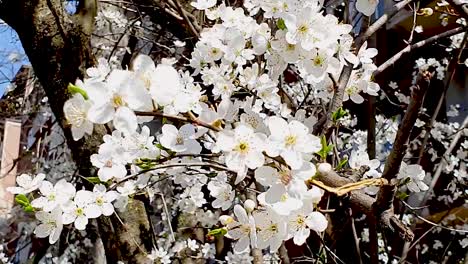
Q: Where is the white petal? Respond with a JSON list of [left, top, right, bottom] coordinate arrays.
[[255, 166, 279, 187], [74, 216, 88, 230], [293, 228, 310, 245], [85, 204, 102, 218], [233, 236, 250, 253], [356, 0, 379, 16], [113, 107, 138, 134], [34, 224, 52, 238], [306, 212, 328, 232], [88, 103, 115, 124], [101, 203, 115, 216]]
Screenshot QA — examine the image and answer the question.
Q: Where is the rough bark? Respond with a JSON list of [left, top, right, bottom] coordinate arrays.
[[0, 1, 153, 262]]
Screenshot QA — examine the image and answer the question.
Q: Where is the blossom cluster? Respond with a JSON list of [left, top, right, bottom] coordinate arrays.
[[11, 0, 455, 262]]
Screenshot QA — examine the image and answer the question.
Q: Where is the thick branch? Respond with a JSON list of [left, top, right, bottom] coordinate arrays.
[[0, 1, 154, 262], [315, 168, 414, 242], [373, 71, 432, 214], [314, 0, 413, 135]]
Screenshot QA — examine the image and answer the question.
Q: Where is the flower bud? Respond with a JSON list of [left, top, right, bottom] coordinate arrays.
[[219, 215, 234, 225], [244, 199, 256, 213], [417, 8, 433, 17], [317, 163, 332, 175]]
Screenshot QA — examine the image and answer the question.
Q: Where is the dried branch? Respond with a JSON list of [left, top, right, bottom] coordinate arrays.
[[315, 167, 414, 242], [447, 0, 468, 18]]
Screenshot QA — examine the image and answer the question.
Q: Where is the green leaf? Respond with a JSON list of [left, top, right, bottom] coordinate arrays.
[[397, 191, 409, 200], [208, 228, 227, 237], [336, 157, 348, 171], [332, 107, 348, 122], [317, 135, 333, 160], [84, 177, 101, 184], [24, 205, 35, 212], [15, 194, 30, 207], [67, 83, 89, 100], [277, 18, 287, 30]]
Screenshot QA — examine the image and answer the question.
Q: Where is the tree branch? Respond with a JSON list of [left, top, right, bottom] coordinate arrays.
[[314, 0, 413, 135], [372, 70, 432, 223], [447, 0, 468, 19], [315, 167, 414, 242], [374, 26, 466, 77]]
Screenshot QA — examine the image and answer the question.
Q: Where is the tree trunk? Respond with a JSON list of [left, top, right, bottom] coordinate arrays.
[[0, 1, 153, 262]]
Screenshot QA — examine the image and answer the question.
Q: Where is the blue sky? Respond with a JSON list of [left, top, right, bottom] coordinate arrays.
[[0, 23, 28, 97]]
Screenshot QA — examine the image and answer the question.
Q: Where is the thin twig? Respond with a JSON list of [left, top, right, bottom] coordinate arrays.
[[160, 192, 176, 242], [417, 31, 467, 164], [375, 26, 467, 76], [420, 116, 468, 206], [135, 111, 221, 132], [402, 201, 468, 233], [110, 162, 234, 189]]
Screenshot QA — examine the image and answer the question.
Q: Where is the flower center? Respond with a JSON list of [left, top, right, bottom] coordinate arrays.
[[284, 135, 297, 147], [313, 55, 324, 67], [236, 142, 250, 154], [175, 135, 184, 145], [96, 197, 104, 206], [105, 160, 113, 168], [48, 194, 56, 201], [298, 24, 309, 35], [112, 94, 126, 107], [346, 85, 358, 95], [75, 208, 84, 216], [66, 105, 86, 127], [296, 216, 305, 226], [280, 193, 288, 202], [280, 170, 292, 185]]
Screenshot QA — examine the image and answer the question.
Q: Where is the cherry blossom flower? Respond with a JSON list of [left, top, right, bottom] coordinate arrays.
[[91, 184, 119, 216], [287, 206, 328, 245], [398, 162, 429, 192], [217, 124, 266, 183], [253, 209, 287, 252], [207, 180, 235, 210], [34, 207, 63, 244], [7, 173, 45, 195], [159, 124, 202, 154], [225, 205, 257, 253], [266, 116, 321, 169], [62, 190, 101, 230], [147, 247, 171, 264], [86, 69, 152, 133], [31, 180, 76, 212], [63, 93, 93, 141]]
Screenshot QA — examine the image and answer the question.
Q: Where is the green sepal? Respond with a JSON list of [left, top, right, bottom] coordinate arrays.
[[84, 177, 101, 184], [332, 107, 347, 122], [15, 194, 30, 207], [277, 18, 287, 30], [396, 191, 409, 200], [208, 228, 227, 237], [67, 83, 89, 100], [317, 135, 333, 160], [336, 157, 348, 171]]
